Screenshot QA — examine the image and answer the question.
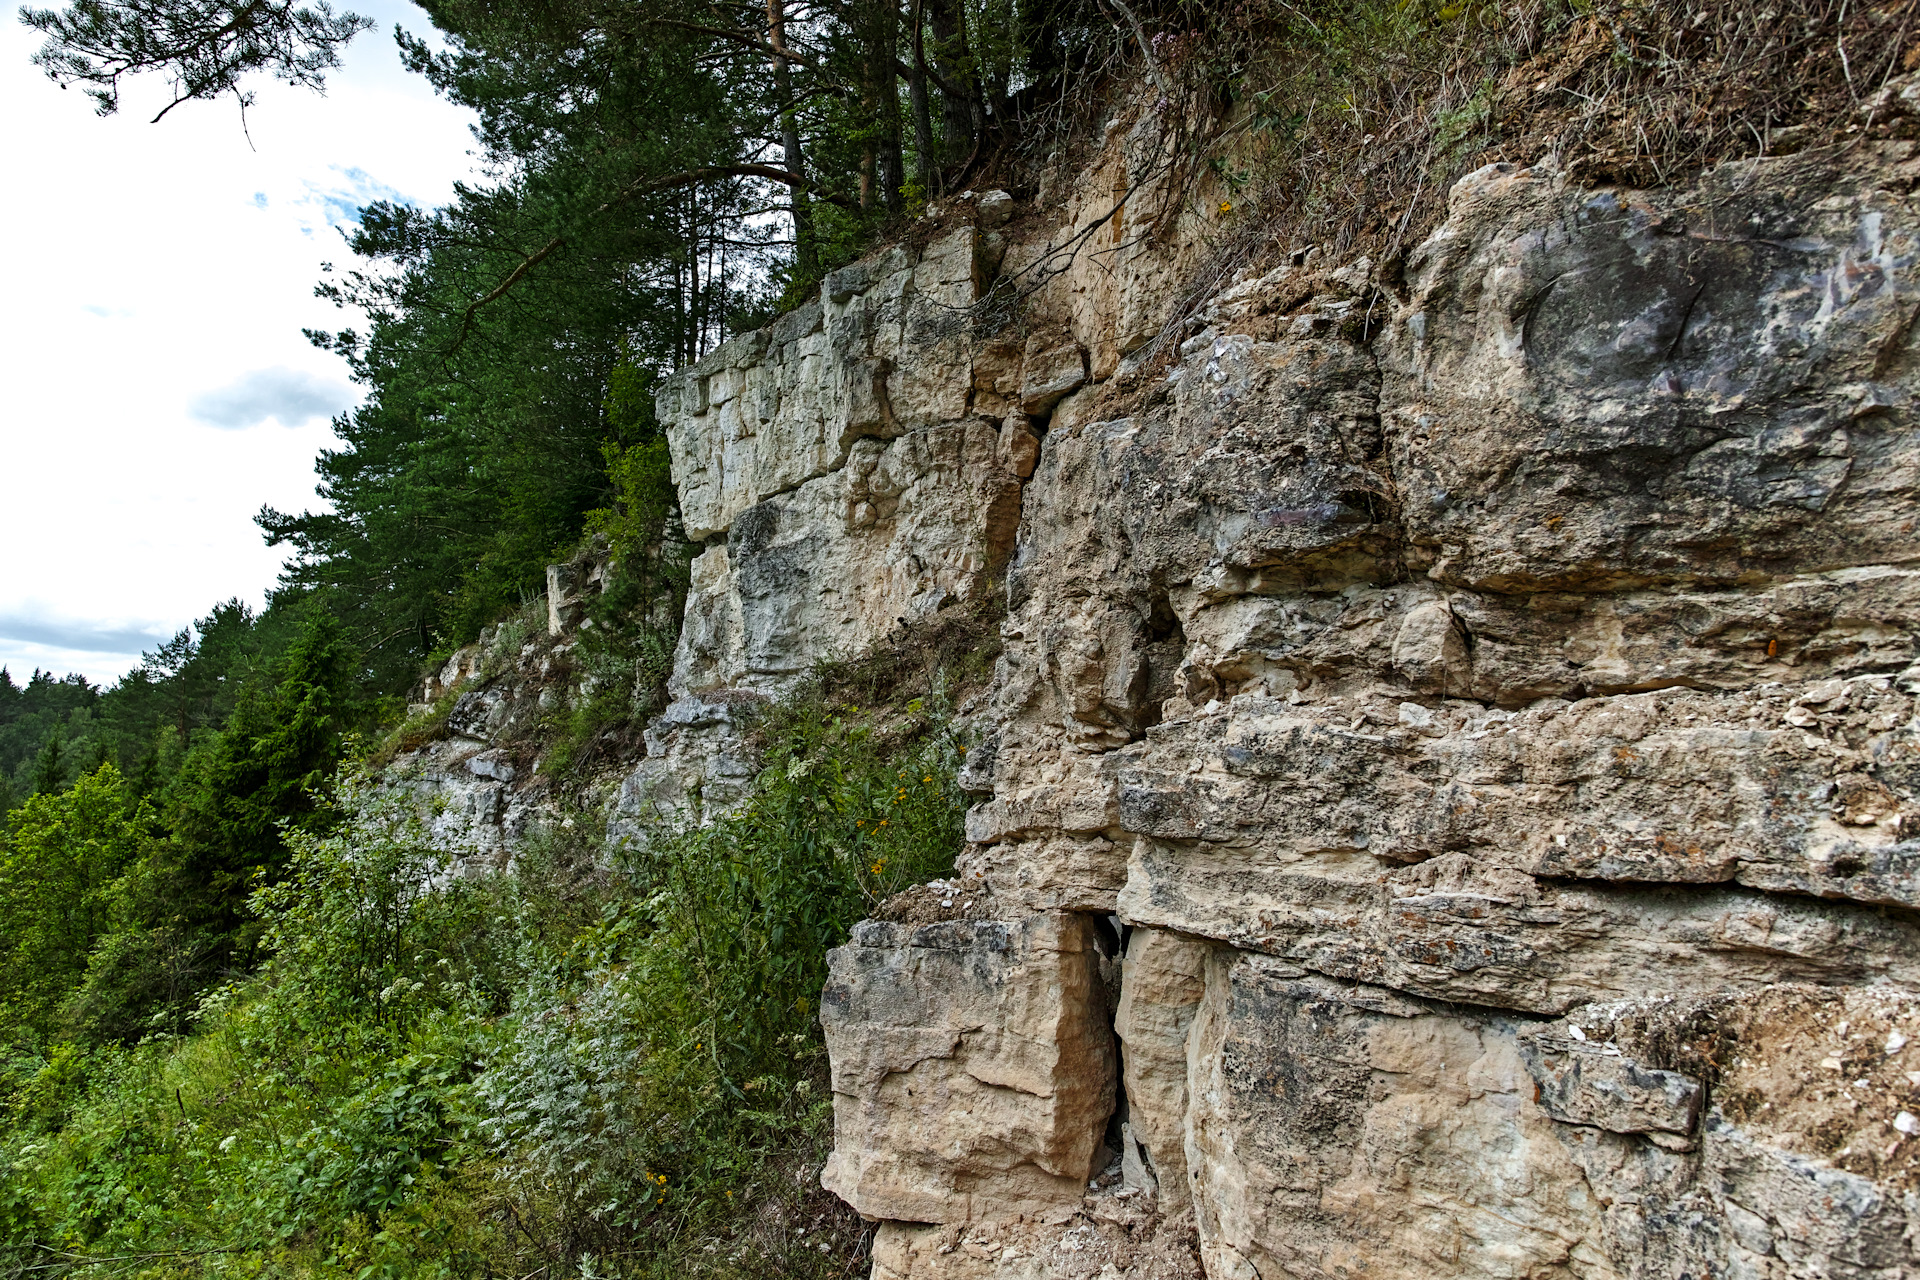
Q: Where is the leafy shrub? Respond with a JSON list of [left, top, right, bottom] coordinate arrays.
[[0, 765, 152, 1042], [0, 689, 963, 1278]]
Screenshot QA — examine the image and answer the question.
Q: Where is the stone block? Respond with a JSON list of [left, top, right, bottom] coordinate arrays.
[[997, 414, 1041, 478], [1519, 1037, 1702, 1135], [819, 913, 1117, 1224], [1020, 337, 1086, 416], [1183, 953, 1614, 1280], [1111, 928, 1209, 1214], [667, 421, 1020, 699]]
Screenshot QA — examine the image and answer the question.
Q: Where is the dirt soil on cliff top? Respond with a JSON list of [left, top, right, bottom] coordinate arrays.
[[1597, 985, 1920, 1189]]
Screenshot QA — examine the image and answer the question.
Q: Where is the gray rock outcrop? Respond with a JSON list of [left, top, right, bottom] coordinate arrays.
[[650, 127, 1920, 1277]]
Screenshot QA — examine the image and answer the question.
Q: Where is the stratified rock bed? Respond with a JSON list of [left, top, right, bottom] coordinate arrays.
[[646, 114, 1920, 1277]]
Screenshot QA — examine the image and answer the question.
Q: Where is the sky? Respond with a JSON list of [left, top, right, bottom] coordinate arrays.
[[0, 2, 484, 685]]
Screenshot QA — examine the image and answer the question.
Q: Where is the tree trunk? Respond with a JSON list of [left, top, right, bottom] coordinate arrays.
[[867, 0, 905, 214], [907, 0, 937, 197], [767, 0, 816, 277], [925, 0, 976, 166]]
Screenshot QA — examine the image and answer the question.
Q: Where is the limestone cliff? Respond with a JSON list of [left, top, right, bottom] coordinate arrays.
[[650, 92, 1920, 1278], [397, 83, 1920, 1279]]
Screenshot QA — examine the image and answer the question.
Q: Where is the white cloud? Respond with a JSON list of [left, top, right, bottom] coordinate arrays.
[[0, 606, 177, 685], [0, 1, 482, 686], [302, 163, 415, 231], [0, 610, 172, 655], [190, 366, 355, 429]]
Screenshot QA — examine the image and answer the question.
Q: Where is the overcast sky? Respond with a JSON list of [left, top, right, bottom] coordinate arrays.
[[0, 2, 482, 685]]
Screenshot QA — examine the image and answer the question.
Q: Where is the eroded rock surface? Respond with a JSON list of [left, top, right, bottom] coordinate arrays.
[[820, 913, 1118, 1224], [650, 139, 1920, 1277]]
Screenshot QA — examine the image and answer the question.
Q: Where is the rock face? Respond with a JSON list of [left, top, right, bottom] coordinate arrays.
[[653, 131, 1920, 1277], [658, 232, 1022, 699], [820, 914, 1117, 1225]]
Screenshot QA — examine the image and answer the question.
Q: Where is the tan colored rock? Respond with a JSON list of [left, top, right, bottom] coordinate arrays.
[[643, 121, 1920, 1278], [1184, 952, 1620, 1279], [1111, 928, 1209, 1215], [960, 834, 1129, 915], [1019, 335, 1087, 416], [1106, 678, 1920, 1010], [1182, 957, 1920, 1279], [1120, 833, 1920, 1016], [661, 230, 992, 542], [870, 1208, 1201, 1279], [912, 226, 981, 310], [997, 414, 1041, 479], [1528, 986, 1920, 1279], [1381, 157, 1920, 594], [820, 913, 1117, 1224], [1519, 1037, 1702, 1136]]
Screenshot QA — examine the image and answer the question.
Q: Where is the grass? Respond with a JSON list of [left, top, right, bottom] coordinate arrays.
[[363, 687, 463, 771]]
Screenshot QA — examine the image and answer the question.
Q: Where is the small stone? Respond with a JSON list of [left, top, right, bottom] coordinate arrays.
[[1888, 1030, 1909, 1054], [1895, 1112, 1919, 1135]]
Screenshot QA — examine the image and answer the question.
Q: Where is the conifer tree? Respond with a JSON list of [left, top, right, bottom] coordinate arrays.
[[164, 609, 354, 947]]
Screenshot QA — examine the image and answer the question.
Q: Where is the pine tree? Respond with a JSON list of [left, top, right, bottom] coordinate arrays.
[[29, 733, 66, 796], [164, 609, 356, 950]]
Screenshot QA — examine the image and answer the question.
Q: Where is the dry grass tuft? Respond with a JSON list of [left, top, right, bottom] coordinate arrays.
[[811, 588, 1006, 714], [1126, 0, 1916, 334]]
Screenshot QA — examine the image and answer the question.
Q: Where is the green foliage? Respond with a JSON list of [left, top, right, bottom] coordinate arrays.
[[589, 439, 675, 573], [0, 692, 962, 1278], [22, 0, 374, 120], [571, 432, 695, 740], [252, 780, 503, 1042], [6, 609, 373, 1047], [154, 611, 359, 946], [250, 0, 1126, 687], [0, 593, 326, 822], [363, 684, 462, 772], [0, 669, 98, 799], [0, 765, 152, 1040]]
